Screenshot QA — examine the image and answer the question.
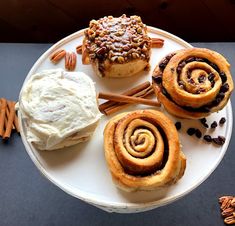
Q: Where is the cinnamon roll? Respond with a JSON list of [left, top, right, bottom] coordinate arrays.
[[152, 48, 234, 119], [103, 110, 186, 192], [19, 69, 102, 150], [83, 14, 151, 78]]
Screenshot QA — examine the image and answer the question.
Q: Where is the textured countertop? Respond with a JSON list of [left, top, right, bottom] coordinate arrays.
[[0, 43, 234, 226]]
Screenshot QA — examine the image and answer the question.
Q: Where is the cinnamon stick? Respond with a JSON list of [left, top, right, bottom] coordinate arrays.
[[98, 92, 160, 107], [12, 101, 20, 133], [103, 86, 154, 115], [3, 101, 15, 140], [99, 81, 151, 112], [6, 100, 15, 130], [0, 98, 7, 137]]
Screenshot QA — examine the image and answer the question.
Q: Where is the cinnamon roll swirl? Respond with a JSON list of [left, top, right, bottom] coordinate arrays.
[[152, 48, 234, 119], [103, 110, 186, 192]]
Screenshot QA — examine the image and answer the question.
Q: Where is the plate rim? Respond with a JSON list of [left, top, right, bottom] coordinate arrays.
[[18, 26, 233, 211]]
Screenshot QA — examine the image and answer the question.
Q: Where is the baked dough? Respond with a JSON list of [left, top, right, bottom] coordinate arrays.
[[19, 69, 102, 150], [103, 109, 186, 192], [152, 48, 234, 119], [82, 14, 151, 78]]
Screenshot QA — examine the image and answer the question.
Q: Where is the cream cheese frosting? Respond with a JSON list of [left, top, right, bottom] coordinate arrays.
[[19, 68, 102, 150]]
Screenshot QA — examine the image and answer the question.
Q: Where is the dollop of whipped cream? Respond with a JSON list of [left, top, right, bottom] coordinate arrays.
[[19, 68, 102, 150]]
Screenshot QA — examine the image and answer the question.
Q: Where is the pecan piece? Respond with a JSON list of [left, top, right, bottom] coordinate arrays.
[[76, 44, 82, 54], [151, 38, 164, 48], [65, 52, 77, 71], [224, 215, 235, 225], [222, 207, 234, 217], [231, 198, 235, 207], [219, 196, 234, 204], [50, 49, 66, 64], [221, 197, 232, 210]]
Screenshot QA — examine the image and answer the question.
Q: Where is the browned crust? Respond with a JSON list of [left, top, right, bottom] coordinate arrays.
[[152, 48, 234, 119], [103, 110, 186, 192]]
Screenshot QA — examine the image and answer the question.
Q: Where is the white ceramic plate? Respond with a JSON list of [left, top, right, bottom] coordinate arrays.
[[18, 27, 233, 213]]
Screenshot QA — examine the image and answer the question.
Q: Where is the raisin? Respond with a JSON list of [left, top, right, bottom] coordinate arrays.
[[219, 117, 226, 125], [203, 123, 209, 128], [185, 57, 195, 63], [220, 71, 227, 83], [188, 78, 195, 84], [208, 73, 215, 81], [178, 81, 185, 89], [211, 80, 215, 88], [195, 57, 204, 62], [200, 118, 207, 124], [209, 62, 219, 72], [211, 98, 221, 106], [166, 53, 175, 60], [218, 136, 226, 144], [175, 122, 181, 130], [195, 129, 202, 138], [211, 121, 218, 129], [159, 58, 168, 70], [217, 92, 225, 100], [201, 106, 211, 113], [177, 61, 186, 74], [200, 118, 209, 128], [177, 66, 182, 74], [180, 61, 186, 67], [198, 74, 206, 83], [203, 135, 212, 142], [153, 75, 162, 84], [220, 83, 229, 93], [187, 128, 196, 136], [212, 138, 220, 145], [159, 62, 167, 70], [212, 136, 225, 145]]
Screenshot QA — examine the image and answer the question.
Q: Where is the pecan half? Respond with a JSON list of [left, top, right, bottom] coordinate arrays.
[[222, 207, 235, 217], [50, 49, 66, 64], [219, 196, 235, 224], [65, 52, 77, 71], [221, 197, 232, 210], [219, 196, 234, 204], [224, 215, 235, 225], [151, 38, 164, 48], [76, 44, 82, 54], [231, 198, 235, 207]]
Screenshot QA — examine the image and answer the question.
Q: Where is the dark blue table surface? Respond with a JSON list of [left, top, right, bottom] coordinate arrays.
[[0, 42, 234, 226]]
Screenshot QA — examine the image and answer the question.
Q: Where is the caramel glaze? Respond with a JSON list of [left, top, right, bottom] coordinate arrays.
[[84, 14, 151, 76]]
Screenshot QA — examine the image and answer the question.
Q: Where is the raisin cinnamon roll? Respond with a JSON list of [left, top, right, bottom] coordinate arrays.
[[103, 110, 186, 192], [152, 48, 234, 119]]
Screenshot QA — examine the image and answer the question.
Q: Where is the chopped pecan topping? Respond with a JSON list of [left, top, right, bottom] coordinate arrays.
[[84, 14, 151, 64]]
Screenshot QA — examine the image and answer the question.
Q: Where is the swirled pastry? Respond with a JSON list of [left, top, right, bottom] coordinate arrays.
[[83, 14, 151, 78], [152, 48, 234, 119], [103, 110, 186, 192]]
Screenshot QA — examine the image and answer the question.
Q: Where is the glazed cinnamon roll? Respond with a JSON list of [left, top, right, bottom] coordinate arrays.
[[103, 110, 186, 192], [152, 48, 234, 119], [83, 14, 151, 78]]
